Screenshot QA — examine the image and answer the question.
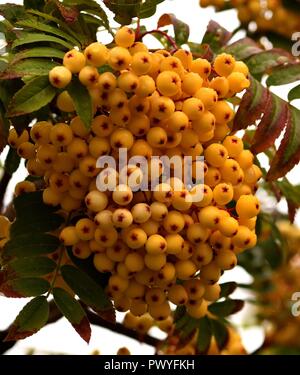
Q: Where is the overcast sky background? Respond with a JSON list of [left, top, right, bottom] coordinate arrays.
[[0, 0, 299, 355]]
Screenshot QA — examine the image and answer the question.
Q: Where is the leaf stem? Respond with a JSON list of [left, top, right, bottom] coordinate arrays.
[[46, 246, 64, 298], [138, 29, 178, 50]]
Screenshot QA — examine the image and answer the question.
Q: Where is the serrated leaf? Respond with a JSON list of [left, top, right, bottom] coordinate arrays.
[[288, 84, 300, 102], [7, 257, 56, 278], [157, 13, 189, 46], [4, 147, 20, 175], [245, 49, 292, 75], [12, 32, 73, 50], [5, 296, 49, 341], [7, 75, 56, 117], [12, 48, 65, 63], [251, 93, 288, 154], [202, 20, 232, 53], [267, 106, 300, 180], [16, 19, 80, 47], [1, 59, 59, 80], [209, 318, 229, 351], [53, 288, 91, 343], [219, 282, 238, 298], [267, 64, 300, 86], [196, 316, 212, 354], [208, 299, 244, 317], [3, 233, 60, 260], [67, 78, 93, 128], [61, 265, 112, 313], [233, 77, 269, 133], [0, 277, 50, 298]]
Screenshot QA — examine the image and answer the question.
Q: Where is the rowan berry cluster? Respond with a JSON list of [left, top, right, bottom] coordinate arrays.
[[7, 25, 261, 322], [200, 0, 300, 39]]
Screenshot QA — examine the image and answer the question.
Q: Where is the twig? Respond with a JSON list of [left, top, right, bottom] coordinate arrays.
[[138, 29, 178, 50]]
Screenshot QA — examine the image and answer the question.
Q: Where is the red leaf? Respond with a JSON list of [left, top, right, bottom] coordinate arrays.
[[251, 94, 289, 154], [267, 107, 300, 180], [0, 282, 23, 297], [72, 316, 91, 344], [95, 307, 116, 324], [287, 199, 297, 223], [232, 77, 269, 132], [4, 325, 38, 341]]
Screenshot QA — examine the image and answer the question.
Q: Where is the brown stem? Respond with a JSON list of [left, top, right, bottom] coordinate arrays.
[[0, 170, 11, 214], [136, 17, 141, 39], [138, 29, 178, 50]]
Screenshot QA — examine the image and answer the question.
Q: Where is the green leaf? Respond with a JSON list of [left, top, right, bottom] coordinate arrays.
[[6, 278, 50, 297], [67, 78, 93, 128], [224, 38, 262, 61], [7, 75, 56, 117], [4, 147, 20, 175], [245, 49, 292, 75], [12, 32, 73, 50], [0, 4, 27, 23], [208, 299, 244, 317], [61, 265, 112, 312], [188, 42, 214, 61], [196, 316, 212, 354], [53, 288, 91, 343], [5, 296, 49, 341], [1, 59, 59, 79], [260, 237, 285, 269], [16, 19, 80, 47], [202, 20, 232, 53], [138, 0, 164, 19], [63, 0, 110, 30], [157, 13, 189, 46], [267, 106, 300, 180], [267, 64, 300, 86], [12, 48, 65, 63], [3, 233, 60, 259], [210, 319, 229, 351], [219, 282, 238, 298], [7, 257, 56, 278], [288, 84, 300, 102]]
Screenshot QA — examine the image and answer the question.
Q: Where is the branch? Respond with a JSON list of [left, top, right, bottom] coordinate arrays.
[[86, 310, 160, 347], [138, 30, 178, 50], [0, 170, 11, 214]]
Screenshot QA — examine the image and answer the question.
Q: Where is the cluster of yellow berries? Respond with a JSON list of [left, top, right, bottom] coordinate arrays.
[[161, 326, 246, 355], [6, 25, 261, 322], [200, 0, 300, 39]]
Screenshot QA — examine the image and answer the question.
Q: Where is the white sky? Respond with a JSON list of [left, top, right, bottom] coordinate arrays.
[[0, 0, 299, 354]]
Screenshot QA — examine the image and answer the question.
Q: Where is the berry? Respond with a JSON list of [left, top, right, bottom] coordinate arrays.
[[49, 66, 72, 88], [63, 49, 86, 73], [236, 194, 260, 219], [115, 26, 135, 48], [84, 42, 108, 67], [213, 53, 236, 76]]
